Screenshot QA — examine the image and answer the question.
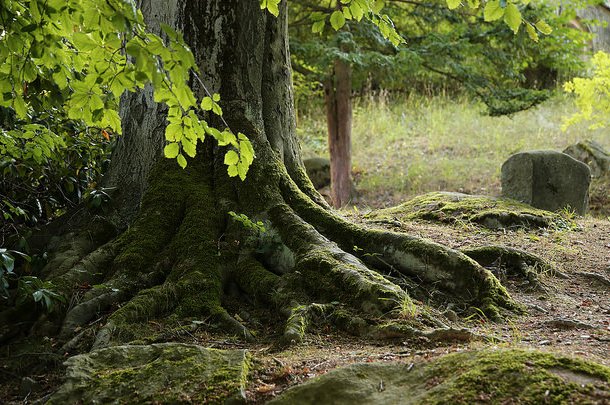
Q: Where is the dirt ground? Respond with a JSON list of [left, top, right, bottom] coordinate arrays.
[[1, 215, 608, 403], [241, 215, 610, 403]]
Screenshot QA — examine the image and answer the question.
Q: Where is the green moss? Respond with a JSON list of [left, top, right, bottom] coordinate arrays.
[[278, 179, 520, 317], [422, 349, 610, 404], [113, 160, 190, 278], [366, 191, 575, 230], [271, 348, 610, 404], [233, 257, 280, 305], [48, 344, 251, 404], [91, 157, 230, 345]]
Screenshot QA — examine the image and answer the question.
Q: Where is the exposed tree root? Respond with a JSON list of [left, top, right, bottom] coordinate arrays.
[[3, 159, 531, 354], [279, 176, 520, 319], [460, 245, 556, 291], [573, 271, 610, 287]]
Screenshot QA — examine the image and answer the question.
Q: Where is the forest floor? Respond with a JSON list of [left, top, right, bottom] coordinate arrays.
[[242, 214, 610, 403], [0, 209, 608, 403]]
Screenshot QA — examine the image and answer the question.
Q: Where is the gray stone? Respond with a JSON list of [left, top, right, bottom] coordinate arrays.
[[501, 150, 591, 215], [563, 139, 610, 177], [304, 157, 330, 189], [48, 343, 249, 404], [269, 349, 610, 405]]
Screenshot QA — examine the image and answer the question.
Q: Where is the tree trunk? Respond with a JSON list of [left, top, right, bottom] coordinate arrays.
[[0, 0, 519, 352], [325, 58, 353, 208]]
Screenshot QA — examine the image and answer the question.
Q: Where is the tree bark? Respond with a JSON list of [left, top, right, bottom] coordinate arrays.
[[325, 58, 353, 208], [0, 0, 518, 351]]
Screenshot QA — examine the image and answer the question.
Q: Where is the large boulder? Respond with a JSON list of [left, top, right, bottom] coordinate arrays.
[[501, 150, 591, 215], [304, 157, 331, 189], [48, 344, 250, 404], [270, 349, 610, 405], [563, 139, 610, 177]]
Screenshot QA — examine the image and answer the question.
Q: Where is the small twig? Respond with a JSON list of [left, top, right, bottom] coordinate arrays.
[[191, 71, 232, 131], [526, 303, 548, 314]]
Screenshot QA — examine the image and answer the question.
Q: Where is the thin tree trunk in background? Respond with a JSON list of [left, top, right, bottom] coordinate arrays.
[[325, 58, 352, 207]]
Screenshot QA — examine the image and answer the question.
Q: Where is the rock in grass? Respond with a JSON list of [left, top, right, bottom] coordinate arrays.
[[563, 139, 610, 178], [501, 150, 591, 215], [48, 344, 250, 404], [304, 157, 331, 189], [269, 348, 610, 405]]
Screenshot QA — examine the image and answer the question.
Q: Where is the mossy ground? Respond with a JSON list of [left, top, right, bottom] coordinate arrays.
[[422, 349, 609, 404], [266, 348, 610, 404], [47, 344, 250, 404], [2, 168, 608, 404], [2, 215, 609, 404], [365, 192, 575, 230]]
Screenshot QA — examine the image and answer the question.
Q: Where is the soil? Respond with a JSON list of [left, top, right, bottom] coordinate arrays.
[[0, 214, 608, 404]]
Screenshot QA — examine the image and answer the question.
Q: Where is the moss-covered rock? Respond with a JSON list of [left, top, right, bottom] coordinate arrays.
[[48, 344, 250, 404], [270, 348, 610, 405], [366, 192, 574, 230]]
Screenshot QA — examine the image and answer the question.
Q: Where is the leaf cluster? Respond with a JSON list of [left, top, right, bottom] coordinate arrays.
[[289, 0, 590, 115], [0, 248, 63, 312], [564, 51, 610, 130], [0, 0, 254, 180]]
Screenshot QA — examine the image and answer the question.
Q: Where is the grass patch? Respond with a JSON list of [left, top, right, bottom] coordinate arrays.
[[297, 93, 610, 208]]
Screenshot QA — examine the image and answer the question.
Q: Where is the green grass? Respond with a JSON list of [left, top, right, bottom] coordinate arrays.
[[297, 93, 610, 207]]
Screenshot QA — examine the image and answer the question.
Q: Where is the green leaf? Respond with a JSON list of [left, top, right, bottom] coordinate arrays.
[[33, 290, 43, 302], [13, 96, 27, 118], [350, 3, 364, 21], [504, 3, 521, 34], [227, 165, 238, 177], [237, 161, 248, 180], [102, 109, 122, 134], [201, 97, 213, 111], [330, 11, 346, 30], [224, 150, 239, 165], [483, 0, 504, 22], [446, 0, 461, 10], [212, 93, 220, 102], [535, 20, 552, 35], [182, 138, 197, 157], [165, 123, 183, 141], [1, 253, 14, 273], [526, 23, 539, 42], [262, 0, 280, 16], [177, 154, 187, 169], [217, 130, 237, 146], [72, 33, 98, 52], [90, 94, 104, 111], [372, 0, 385, 13], [164, 142, 180, 158], [312, 20, 326, 33]]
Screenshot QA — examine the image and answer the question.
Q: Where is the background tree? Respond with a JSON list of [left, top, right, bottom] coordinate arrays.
[[289, 0, 588, 207]]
